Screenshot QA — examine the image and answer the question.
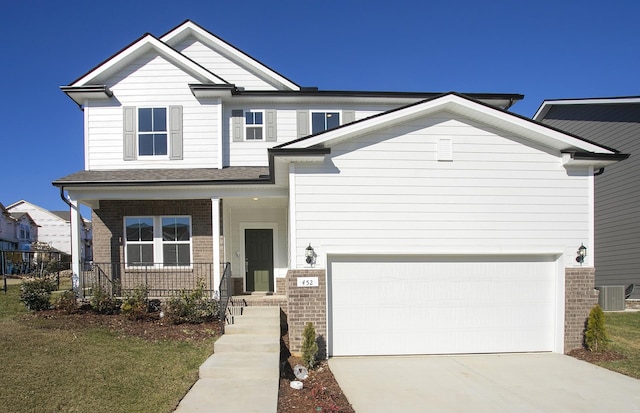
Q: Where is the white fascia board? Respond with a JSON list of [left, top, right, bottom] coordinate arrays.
[[283, 94, 614, 154], [534, 97, 640, 120], [70, 35, 226, 87], [161, 21, 300, 91]]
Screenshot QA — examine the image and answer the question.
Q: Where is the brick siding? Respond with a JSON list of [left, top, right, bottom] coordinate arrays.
[[564, 267, 599, 352], [285, 269, 326, 358]]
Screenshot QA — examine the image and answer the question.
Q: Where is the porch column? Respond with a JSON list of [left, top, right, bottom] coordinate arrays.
[[211, 197, 221, 293], [68, 198, 82, 292]]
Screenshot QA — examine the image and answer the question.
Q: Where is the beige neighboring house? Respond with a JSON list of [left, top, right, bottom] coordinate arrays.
[[0, 202, 19, 251], [6, 200, 92, 261]]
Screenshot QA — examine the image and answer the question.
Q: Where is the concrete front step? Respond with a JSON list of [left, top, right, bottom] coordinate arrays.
[[174, 377, 277, 413], [199, 352, 279, 379], [236, 306, 281, 317], [214, 333, 280, 353], [225, 321, 280, 335]]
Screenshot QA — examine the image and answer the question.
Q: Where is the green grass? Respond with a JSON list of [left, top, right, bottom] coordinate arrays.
[[594, 311, 640, 379], [0, 282, 217, 413]]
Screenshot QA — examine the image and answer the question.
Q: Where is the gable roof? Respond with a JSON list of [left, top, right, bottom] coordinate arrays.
[[274, 92, 629, 168], [62, 32, 229, 106], [161, 20, 300, 91]]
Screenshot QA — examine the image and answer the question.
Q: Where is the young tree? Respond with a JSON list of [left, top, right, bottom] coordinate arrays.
[[585, 304, 609, 352], [301, 322, 319, 369]]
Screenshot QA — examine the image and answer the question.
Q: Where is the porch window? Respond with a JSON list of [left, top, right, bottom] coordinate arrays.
[[124, 216, 192, 267]]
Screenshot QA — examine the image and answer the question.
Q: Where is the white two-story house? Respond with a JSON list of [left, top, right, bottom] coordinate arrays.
[[55, 20, 628, 356]]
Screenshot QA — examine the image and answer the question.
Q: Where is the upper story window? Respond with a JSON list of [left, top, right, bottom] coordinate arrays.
[[245, 111, 264, 141], [312, 112, 340, 134], [138, 108, 167, 156], [19, 224, 30, 241], [125, 216, 192, 267]]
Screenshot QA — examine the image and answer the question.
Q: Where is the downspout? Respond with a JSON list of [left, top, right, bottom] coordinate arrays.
[[594, 168, 605, 176], [59, 186, 74, 208], [59, 186, 80, 292]]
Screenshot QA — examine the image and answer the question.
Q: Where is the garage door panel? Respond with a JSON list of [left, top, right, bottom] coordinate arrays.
[[329, 256, 556, 356]]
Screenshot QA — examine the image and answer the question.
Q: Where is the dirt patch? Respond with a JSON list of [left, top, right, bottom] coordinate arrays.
[[278, 332, 354, 413], [567, 348, 626, 363], [29, 308, 223, 342]]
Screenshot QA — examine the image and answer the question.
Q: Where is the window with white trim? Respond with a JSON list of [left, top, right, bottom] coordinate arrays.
[[311, 111, 340, 134], [124, 216, 192, 267], [245, 110, 264, 140], [138, 108, 167, 156]]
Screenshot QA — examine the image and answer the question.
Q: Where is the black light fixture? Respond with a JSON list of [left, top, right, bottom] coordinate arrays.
[[576, 243, 587, 264], [305, 243, 315, 265]]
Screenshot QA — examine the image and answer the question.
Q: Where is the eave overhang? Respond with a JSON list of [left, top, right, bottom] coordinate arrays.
[[60, 85, 114, 106], [561, 151, 631, 169]]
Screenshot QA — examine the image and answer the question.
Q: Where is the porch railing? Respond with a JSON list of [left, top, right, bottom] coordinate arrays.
[[218, 262, 232, 321], [80, 262, 221, 299]]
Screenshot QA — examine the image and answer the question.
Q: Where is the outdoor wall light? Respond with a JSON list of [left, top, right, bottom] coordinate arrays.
[[305, 243, 315, 265], [576, 243, 587, 264]]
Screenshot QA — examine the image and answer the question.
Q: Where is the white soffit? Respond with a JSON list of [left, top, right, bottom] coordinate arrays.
[[160, 21, 300, 91]]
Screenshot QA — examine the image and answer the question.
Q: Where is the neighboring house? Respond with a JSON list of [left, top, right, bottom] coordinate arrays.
[[6, 200, 92, 260], [8, 212, 38, 251], [54, 20, 629, 356], [534, 97, 640, 299], [0, 202, 18, 251]]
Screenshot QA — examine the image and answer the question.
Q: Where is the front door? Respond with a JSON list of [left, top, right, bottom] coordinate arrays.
[[245, 229, 273, 292]]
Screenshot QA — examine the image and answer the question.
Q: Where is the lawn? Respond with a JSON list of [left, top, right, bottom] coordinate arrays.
[[0, 280, 218, 413], [597, 311, 640, 379]]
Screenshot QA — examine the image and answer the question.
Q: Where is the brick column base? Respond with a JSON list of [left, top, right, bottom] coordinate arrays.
[[564, 267, 598, 353], [286, 269, 327, 358]]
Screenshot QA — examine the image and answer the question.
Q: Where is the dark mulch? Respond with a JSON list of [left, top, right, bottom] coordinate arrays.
[[278, 331, 354, 413], [567, 348, 626, 363]]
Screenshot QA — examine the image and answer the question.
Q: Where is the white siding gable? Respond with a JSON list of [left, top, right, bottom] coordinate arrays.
[[86, 52, 219, 170], [293, 113, 591, 267], [173, 37, 278, 91]]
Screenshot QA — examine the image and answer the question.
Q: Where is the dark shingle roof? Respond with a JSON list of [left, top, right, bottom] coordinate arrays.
[[52, 167, 271, 187]]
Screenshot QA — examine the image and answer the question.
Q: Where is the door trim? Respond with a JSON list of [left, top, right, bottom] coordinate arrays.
[[239, 222, 278, 292]]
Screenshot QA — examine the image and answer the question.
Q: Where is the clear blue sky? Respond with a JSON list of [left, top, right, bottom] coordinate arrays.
[[2, 0, 639, 214]]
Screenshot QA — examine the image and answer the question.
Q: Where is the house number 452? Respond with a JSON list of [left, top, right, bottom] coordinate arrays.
[[297, 277, 319, 287]]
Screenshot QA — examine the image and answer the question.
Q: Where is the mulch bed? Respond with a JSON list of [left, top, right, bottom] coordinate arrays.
[[567, 348, 626, 363]]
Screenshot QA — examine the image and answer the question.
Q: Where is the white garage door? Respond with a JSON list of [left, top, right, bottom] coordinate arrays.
[[328, 255, 558, 356]]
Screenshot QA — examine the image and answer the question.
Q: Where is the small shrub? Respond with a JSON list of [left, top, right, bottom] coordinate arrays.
[[121, 284, 149, 321], [301, 322, 319, 369], [20, 277, 57, 311], [55, 290, 78, 314], [585, 304, 610, 352], [164, 280, 218, 324], [89, 283, 120, 314]]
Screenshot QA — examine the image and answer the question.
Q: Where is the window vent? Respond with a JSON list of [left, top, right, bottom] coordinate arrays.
[[437, 138, 453, 161], [597, 285, 625, 311]]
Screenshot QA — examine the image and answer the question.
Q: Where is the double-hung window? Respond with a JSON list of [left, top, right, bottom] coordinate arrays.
[[125, 216, 192, 267], [245, 110, 264, 140], [138, 108, 167, 156], [311, 111, 340, 134]]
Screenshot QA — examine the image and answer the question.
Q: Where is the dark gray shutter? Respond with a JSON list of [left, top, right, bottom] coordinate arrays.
[[265, 109, 277, 142], [169, 105, 183, 160], [123, 106, 136, 161], [232, 110, 244, 142], [343, 110, 355, 125], [297, 110, 309, 138]]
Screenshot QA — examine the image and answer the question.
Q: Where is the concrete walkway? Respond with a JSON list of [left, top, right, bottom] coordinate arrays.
[[330, 353, 640, 413], [174, 306, 281, 413]]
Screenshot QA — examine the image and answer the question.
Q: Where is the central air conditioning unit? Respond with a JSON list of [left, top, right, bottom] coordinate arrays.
[[597, 286, 626, 311]]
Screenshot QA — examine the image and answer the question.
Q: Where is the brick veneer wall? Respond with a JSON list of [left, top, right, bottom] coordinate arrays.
[[286, 269, 327, 358], [92, 199, 214, 264], [564, 267, 598, 353]]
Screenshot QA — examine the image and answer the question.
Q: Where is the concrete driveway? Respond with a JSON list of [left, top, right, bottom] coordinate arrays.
[[329, 353, 640, 412]]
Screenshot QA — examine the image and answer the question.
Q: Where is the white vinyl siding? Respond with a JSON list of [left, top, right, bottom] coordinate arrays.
[[293, 114, 592, 267], [173, 38, 278, 91], [85, 53, 219, 170]]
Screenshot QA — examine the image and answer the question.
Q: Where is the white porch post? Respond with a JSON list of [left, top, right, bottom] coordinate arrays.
[[211, 197, 221, 293], [288, 164, 297, 269], [68, 198, 82, 292]]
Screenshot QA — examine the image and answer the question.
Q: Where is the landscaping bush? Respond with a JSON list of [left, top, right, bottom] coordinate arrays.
[[55, 290, 78, 314], [121, 284, 150, 321], [164, 280, 218, 324], [301, 322, 319, 369], [585, 304, 610, 352], [89, 283, 120, 314], [20, 277, 58, 311]]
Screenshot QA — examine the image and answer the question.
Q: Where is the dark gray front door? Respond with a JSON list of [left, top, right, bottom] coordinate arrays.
[[245, 229, 273, 292]]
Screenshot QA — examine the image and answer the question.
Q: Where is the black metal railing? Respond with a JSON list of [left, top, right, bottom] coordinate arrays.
[[80, 262, 217, 299], [218, 262, 232, 321]]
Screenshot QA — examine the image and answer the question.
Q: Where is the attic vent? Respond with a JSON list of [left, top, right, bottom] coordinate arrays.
[[597, 285, 625, 311], [437, 138, 453, 161]]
